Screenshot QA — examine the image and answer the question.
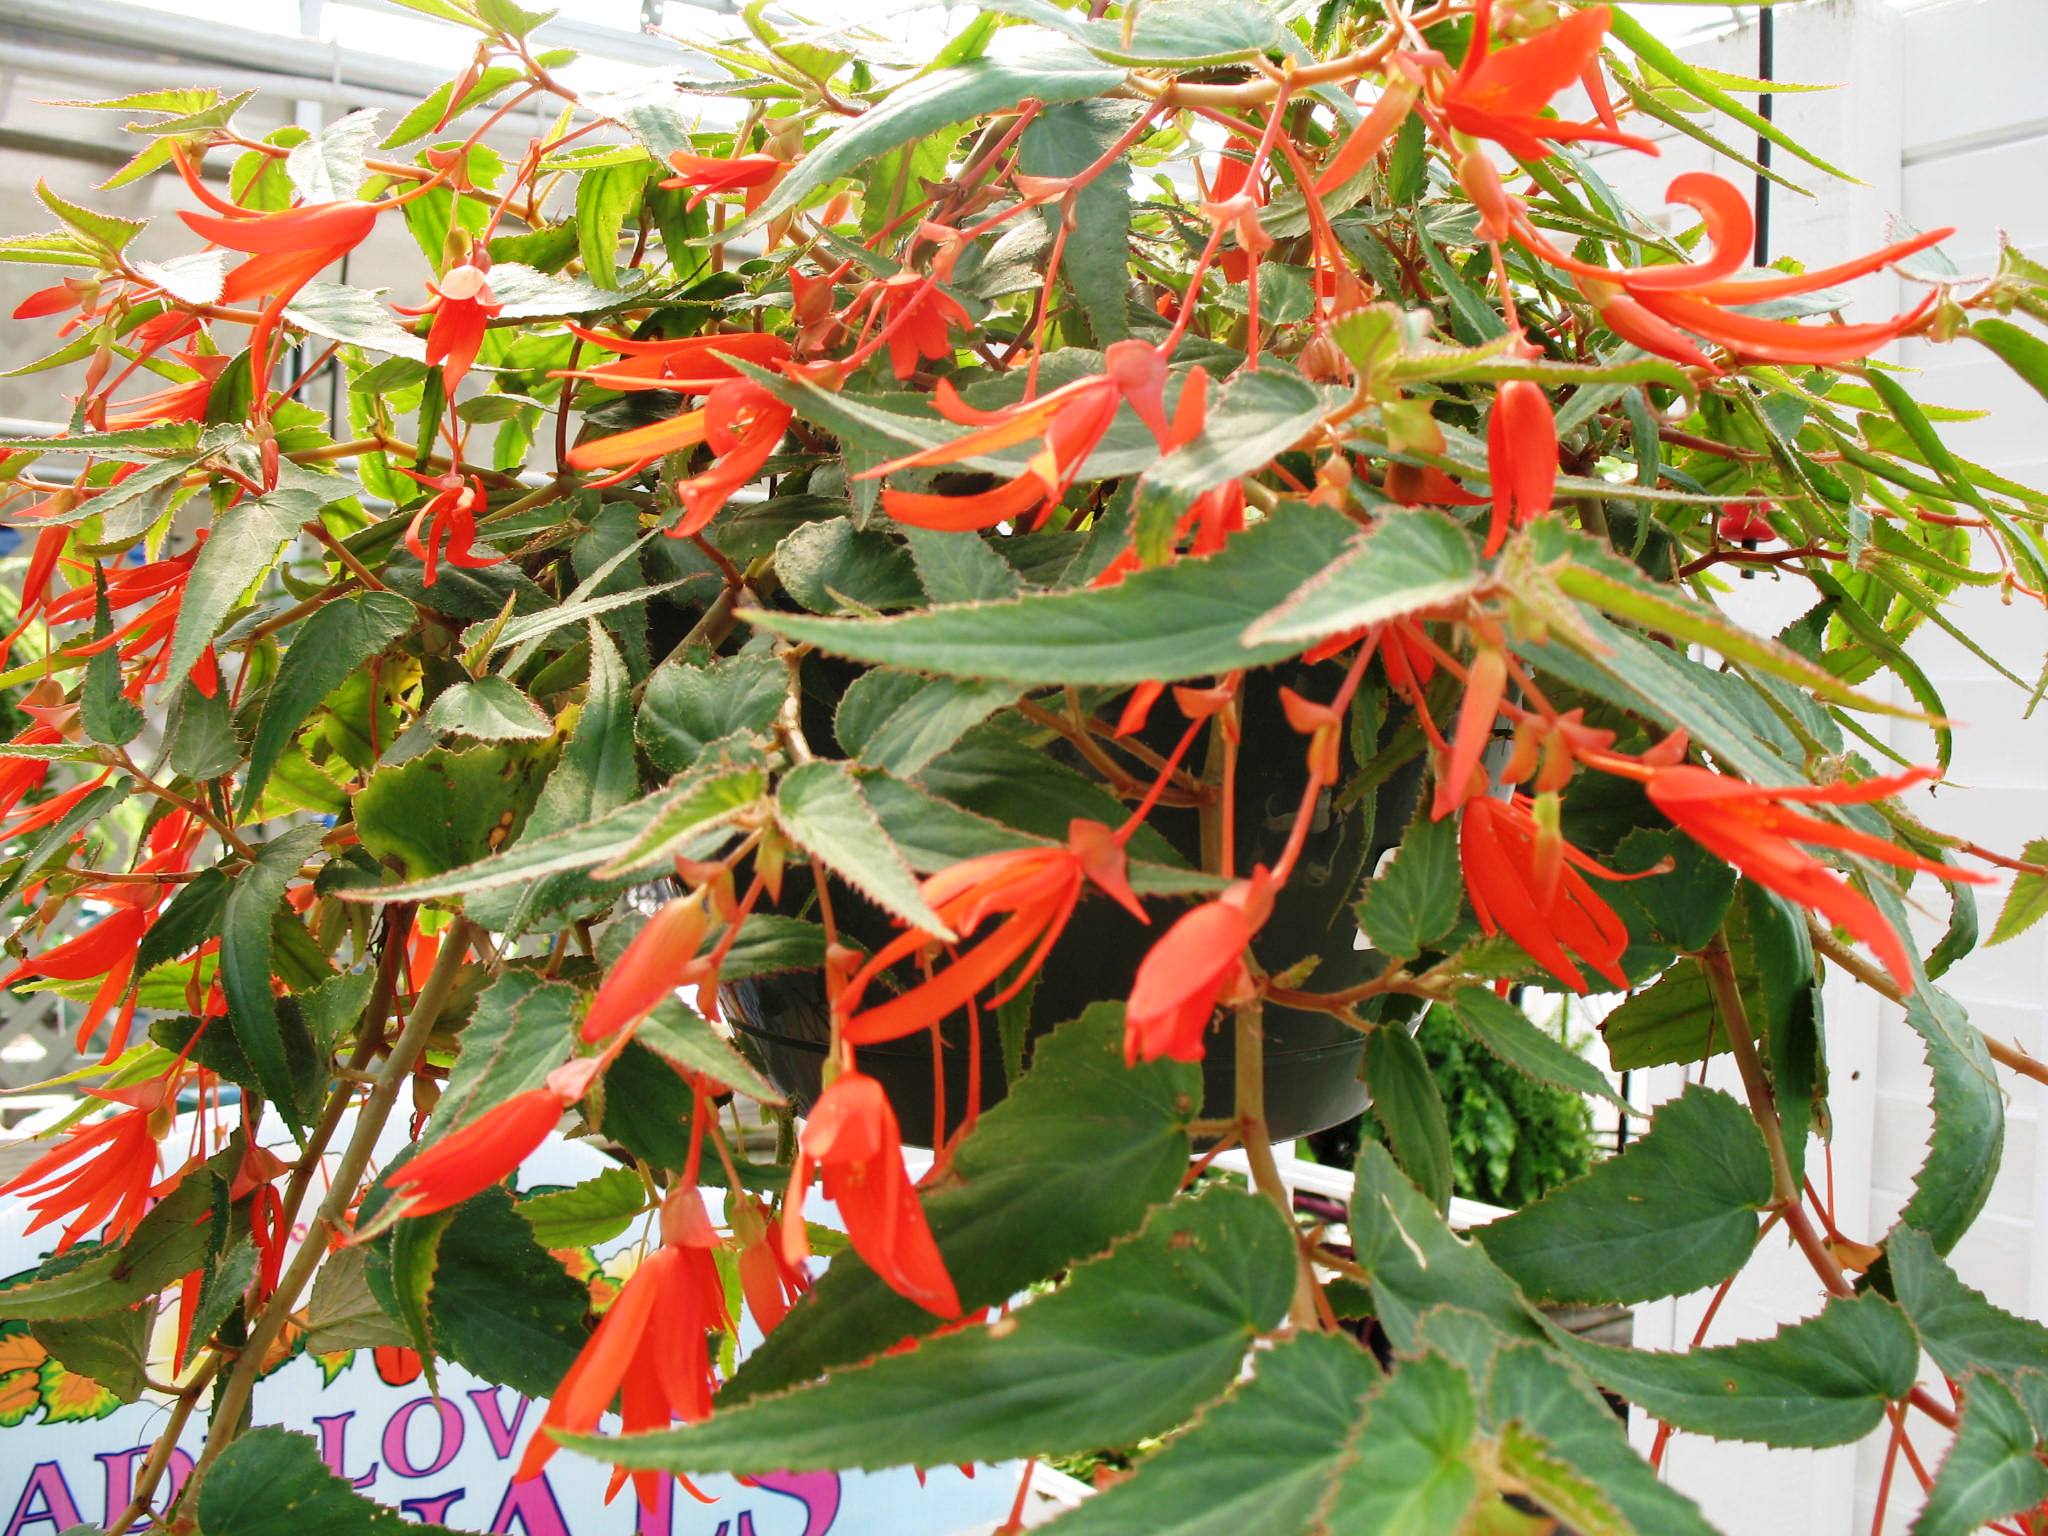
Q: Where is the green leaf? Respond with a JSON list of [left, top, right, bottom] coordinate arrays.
[[1912, 1372, 2048, 1536], [1473, 1086, 1769, 1305], [574, 159, 654, 288], [32, 1305, 151, 1404], [0, 421, 200, 455], [636, 997, 784, 1104], [427, 1186, 589, 1395], [593, 755, 768, 879], [381, 1203, 451, 1370], [1349, 1140, 1542, 1352], [0, 1154, 227, 1321], [198, 1426, 459, 1536], [1140, 371, 1330, 521], [35, 178, 146, 254], [166, 490, 312, 693], [1359, 811, 1461, 959], [1018, 99, 1136, 341], [1243, 508, 1480, 648], [1035, 1331, 1377, 1536], [222, 825, 327, 1134], [165, 677, 241, 780], [517, 1166, 647, 1249], [586, 1185, 1294, 1474], [637, 652, 785, 774], [776, 516, 924, 614], [1893, 979, 2005, 1255], [285, 108, 379, 202], [982, 0, 1280, 67], [729, 1004, 1199, 1399], [754, 501, 1356, 685], [1974, 317, 2048, 413], [740, 36, 1128, 233], [422, 676, 554, 740], [1448, 986, 1631, 1113], [1322, 1353, 1486, 1533], [1886, 1225, 2048, 1383], [1989, 837, 2048, 945], [898, 525, 1025, 603], [1556, 1293, 1919, 1448], [1604, 828, 1738, 955], [773, 759, 954, 938], [285, 282, 428, 360], [240, 592, 414, 814], [304, 1244, 408, 1354], [722, 912, 828, 979], [354, 740, 552, 882], [425, 971, 579, 1144], [834, 669, 1017, 776], [469, 624, 639, 933], [80, 567, 143, 747], [1366, 1024, 1453, 1216], [177, 1238, 259, 1372]]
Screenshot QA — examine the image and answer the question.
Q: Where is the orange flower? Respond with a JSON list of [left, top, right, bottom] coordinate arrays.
[[873, 273, 972, 383], [98, 351, 230, 431], [397, 469, 500, 587], [1432, 645, 1508, 820], [1124, 871, 1274, 1065], [0, 1074, 177, 1252], [661, 149, 785, 213], [53, 538, 221, 699], [1642, 765, 1988, 993], [1441, 2, 1656, 162], [553, 326, 792, 393], [410, 259, 502, 397], [1460, 795, 1630, 994], [2, 905, 147, 1057], [781, 1071, 959, 1318], [1312, 79, 1419, 196], [734, 1193, 809, 1336], [385, 1059, 597, 1218], [837, 819, 1146, 1046], [519, 1189, 726, 1514], [564, 377, 791, 531], [1485, 380, 1557, 555], [581, 896, 710, 1043], [1513, 173, 1952, 370], [872, 340, 1193, 532]]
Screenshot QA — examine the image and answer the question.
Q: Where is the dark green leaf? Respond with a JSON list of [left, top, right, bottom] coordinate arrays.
[[834, 669, 1017, 776], [1449, 986, 1631, 1112], [1474, 1087, 1769, 1305], [428, 1186, 588, 1396], [32, 1305, 151, 1403], [222, 825, 327, 1133], [197, 1426, 458, 1536], [1893, 979, 2004, 1255], [637, 652, 785, 773], [0, 1154, 228, 1321], [241, 591, 414, 813], [1366, 1024, 1452, 1215], [420, 676, 553, 740], [899, 525, 1024, 603], [166, 491, 313, 695], [752, 501, 1357, 686], [1322, 1354, 1486, 1532], [776, 516, 924, 614], [178, 1238, 259, 1372], [1886, 1225, 2048, 1383], [1141, 371, 1328, 518], [1912, 1372, 2048, 1536], [426, 971, 578, 1142], [587, 1186, 1294, 1473], [636, 997, 784, 1104], [774, 759, 953, 936], [1243, 508, 1480, 648], [304, 1244, 408, 1354], [1358, 811, 1460, 958], [81, 568, 144, 746]]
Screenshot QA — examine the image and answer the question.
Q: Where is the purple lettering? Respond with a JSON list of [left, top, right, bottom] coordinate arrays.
[[752, 1472, 840, 1536], [490, 1472, 571, 1536], [710, 1517, 758, 1536], [384, 1396, 466, 1479], [316, 1411, 380, 1489], [632, 1475, 670, 1536], [401, 1490, 467, 1524], [467, 1388, 533, 1461], [4, 1463, 81, 1536]]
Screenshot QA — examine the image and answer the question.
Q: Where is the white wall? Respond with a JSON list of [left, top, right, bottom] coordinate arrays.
[[1593, 3, 2048, 1531]]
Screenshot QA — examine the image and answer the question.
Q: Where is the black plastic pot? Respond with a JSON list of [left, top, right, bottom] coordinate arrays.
[[724, 670, 1425, 1147]]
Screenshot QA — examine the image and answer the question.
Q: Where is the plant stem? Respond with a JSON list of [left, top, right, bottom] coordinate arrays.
[[180, 917, 477, 1497], [103, 1361, 215, 1536], [1234, 1000, 1322, 1330], [1699, 931, 1797, 1205]]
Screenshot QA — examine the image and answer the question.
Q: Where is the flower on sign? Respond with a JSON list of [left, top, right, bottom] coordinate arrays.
[[837, 819, 1147, 1046], [385, 1058, 599, 1218], [1124, 870, 1275, 1065], [1512, 173, 1953, 370], [1485, 379, 1558, 555], [518, 1188, 726, 1514], [1641, 764, 1989, 993], [1440, 2, 1656, 162], [661, 149, 785, 213], [1460, 794, 1631, 994], [781, 1069, 960, 1317], [871, 340, 1193, 532], [397, 469, 499, 587], [0, 1072, 179, 1252]]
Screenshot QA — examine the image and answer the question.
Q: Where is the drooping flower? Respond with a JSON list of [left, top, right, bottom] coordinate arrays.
[[1641, 764, 1989, 993], [397, 468, 500, 587], [52, 537, 221, 699], [837, 819, 1146, 1046], [871, 340, 1194, 532], [734, 1193, 809, 1336], [1717, 500, 1778, 543], [1512, 173, 1952, 370], [661, 149, 786, 213], [581, 896, 710, 1043], [384, 1059, 599, 1218], [1441, 2, 1657, 162], [1124, 870, 1275, 1065], [98, 351, 230, 431], [872, 273, 972, 383], [1313, 78, 1420, 196], [553, 327, 792, 393], [518, 1188, 726, 1514], [781, 1070, 959, 1318], [1485, 380, 1558, 555], [0, 1074, 178, 1252], [564, 377, 792, 531], [410, 258, 503, 398], [1459, 795, 1630, 993], [1, 905, 148, 1056], [1432, 645, 1508, 820]]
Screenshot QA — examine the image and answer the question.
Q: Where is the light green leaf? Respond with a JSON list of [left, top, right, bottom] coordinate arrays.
[[773, 759, 954, 938], [285, 108, 380, 202], [1243, 508, 1479, 648], [981, 0, 1280, 67], [1359, 811, 1461, 959], [166, 489, 314, 695], [353, 740, 553, 883], [422, 676, 554, 740], [240, 592, 414, 814], [1989, 837, 2048, 946], [1366, 1024, 1453, 1215], [284, 282, 428, 360], [517, 1166, 648, 1249]]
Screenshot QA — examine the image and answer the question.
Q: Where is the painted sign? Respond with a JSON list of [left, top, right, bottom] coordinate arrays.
[[0, 1121, 1017, 1536]]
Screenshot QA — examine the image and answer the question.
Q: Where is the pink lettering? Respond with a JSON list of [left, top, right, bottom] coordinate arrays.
[[466, 1389, 532, 1460], [490, 1472, 571, 1536], [4, 1463, 81, 1536], [384, 1397, 465, 1479], [753, 1472, 840, 1536], [316, 1411, 380, 1489], [401, 1490, 468, 1524]]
